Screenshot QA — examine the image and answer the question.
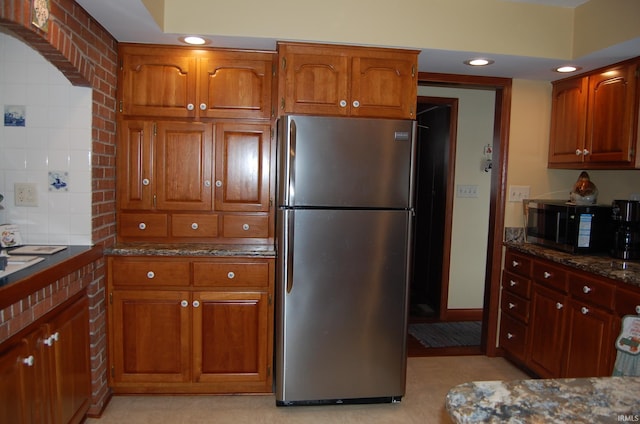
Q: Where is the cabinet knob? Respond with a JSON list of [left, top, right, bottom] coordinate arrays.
[[44, 332, 60, 347], [146, 271, 155, 279], [199, 103, 207, 111], [583, 149, 590, 156], [215, 180, 222, 188], [227, 271, 235, 279], [509, 280, 517, 287], [543, 271, 552, 279], [581, 306, 589, 315], [187, 103, 195, 111], [352, 100, 360, 108], [582, 285, 592, 294], [204, 180, 212, 187], [506, 333, 514, 340], [138, 222, 146, 230], [142, 178, 150, 186], [339, 100, 347, 108], [508, 302, 516, 309], [22, 355, 35, 367], [575, 149, 583, 156], [512, 260, 519, 268], [636, 305, 640, 314], [191, 222, 199, 230], [181, 300, 188, 308], [556, 302, 563, 310], [242, 223, 250, 231], [192, 300, 200, 308]]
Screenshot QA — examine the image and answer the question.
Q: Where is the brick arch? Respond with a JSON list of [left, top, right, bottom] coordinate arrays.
[[0, 0, 94, 86]]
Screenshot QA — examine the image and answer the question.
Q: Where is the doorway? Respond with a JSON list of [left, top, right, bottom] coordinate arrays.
[[410, 97, 457, 322]]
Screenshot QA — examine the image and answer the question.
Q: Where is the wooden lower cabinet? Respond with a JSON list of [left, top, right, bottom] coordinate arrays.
[[107, 256, 274, 394], [0, 293, 91, 424], [500, 248, 626, 379]]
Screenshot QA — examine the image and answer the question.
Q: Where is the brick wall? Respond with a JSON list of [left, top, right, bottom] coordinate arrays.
[[0, 0, 117, 416]]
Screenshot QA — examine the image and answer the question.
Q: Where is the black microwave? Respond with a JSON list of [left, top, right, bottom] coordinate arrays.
[[524, 200, 612, 254]]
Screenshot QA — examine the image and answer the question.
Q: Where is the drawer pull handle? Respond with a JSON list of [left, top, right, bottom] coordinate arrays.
[[192, 300, 200, 308], [509, 280, 517, 287], [506, 333, 514, 340], [44, 332, 60, 347], [581, 306, 589, 315], [543, 271, 552, 279], [138, 222, 146, 230], [22, 355, 35, 367], [556, 302, 563, 310], [146, 271, 155, 279], [508, 302, 516, 309], [512, 260, 519, 268], [242, 224, 250, 231], [227, 271, 235, 279], [582, 285, 592, 294], [181, 300, 188, 308], [191, 223, 199, 230]]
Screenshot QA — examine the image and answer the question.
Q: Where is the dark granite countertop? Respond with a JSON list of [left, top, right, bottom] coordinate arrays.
[[105, 243, 276, 258], [505, 241, 640, 289], [446, 376, 640, 423]]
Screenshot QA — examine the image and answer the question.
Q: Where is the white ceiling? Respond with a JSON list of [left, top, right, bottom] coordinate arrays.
[[75, 0, 638, 81]]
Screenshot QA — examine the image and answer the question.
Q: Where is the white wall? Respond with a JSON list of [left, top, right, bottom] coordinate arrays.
[[0, 32, 92, 245], [417, 85, 495, 310]]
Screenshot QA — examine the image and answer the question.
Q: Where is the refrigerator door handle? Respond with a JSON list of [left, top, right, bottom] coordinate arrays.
[[284, 118, 297, 206], [285, 209, 295, 293]]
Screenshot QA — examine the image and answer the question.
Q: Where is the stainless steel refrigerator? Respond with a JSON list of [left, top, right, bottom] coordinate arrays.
[[275, 115, 416, 406]]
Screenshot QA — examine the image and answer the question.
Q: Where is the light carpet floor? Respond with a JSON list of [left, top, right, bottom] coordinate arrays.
[[86, 356, 529, 424]]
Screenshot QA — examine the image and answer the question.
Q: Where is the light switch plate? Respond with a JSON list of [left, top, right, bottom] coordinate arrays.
[[508, 185, 530, 203]]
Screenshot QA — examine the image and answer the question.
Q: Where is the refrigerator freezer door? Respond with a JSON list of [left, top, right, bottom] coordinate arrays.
[[278, 115, 415, 209], [276, 208, 411, 403]]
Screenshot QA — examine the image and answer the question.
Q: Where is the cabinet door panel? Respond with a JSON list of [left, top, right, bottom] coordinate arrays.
[[200, 54, 273, 119], [586, 63, 637, 164], [155, 122, 213, 210], [117, 120, 153, 210], [0, 341, 32, 424], [193, 292, 269, 385], [280, 50, 349, 116], [215, 123, 271, 212], [527, 284, 567, 377], [351, 55, 416, 119], [563, 300, 614, 377], [548, 77, 587, 165], [120, 53, 196, 118], [45, 297, 91, 424], [110, 291, 191, 383]]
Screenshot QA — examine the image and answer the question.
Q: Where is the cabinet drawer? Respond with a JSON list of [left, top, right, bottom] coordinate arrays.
[[222, 215, 269, 238], [502, 270, 531, 299], [171, 214, 218, 238], [504, 250, 532, 277], [193, 261, 269, 287], [568, 272, 614, 310], [119, 213, 168, 238], [615, 286, 640, 316], [499, 313, 528, 361], [111, 259, 190, 286], [532, 260, 568, 292], [501, 290, 530, 323]]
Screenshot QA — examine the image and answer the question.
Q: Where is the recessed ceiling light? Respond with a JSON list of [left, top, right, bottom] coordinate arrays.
[[554, 65, 582, 73], [180, 36, 209, 45], [464, 58, 495, 67]]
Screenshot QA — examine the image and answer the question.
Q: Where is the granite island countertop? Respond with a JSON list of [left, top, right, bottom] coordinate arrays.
[[105, 242, 276, 258], [505, 241, 640, 289], [446, 376, 640, 423]]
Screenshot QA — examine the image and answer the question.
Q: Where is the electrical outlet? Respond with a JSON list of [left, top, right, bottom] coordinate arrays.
[[508, 185, 530, 203], [15, 182, 38, 207]]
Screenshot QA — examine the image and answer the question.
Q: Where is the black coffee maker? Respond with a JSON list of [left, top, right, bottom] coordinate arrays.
[[611, 200, 640, 260]]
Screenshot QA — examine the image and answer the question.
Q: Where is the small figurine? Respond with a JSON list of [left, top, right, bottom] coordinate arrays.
[[569, 171, 598, 204]]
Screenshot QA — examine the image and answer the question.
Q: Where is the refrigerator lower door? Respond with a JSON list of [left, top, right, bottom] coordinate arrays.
[[276, 208, 411, 405]]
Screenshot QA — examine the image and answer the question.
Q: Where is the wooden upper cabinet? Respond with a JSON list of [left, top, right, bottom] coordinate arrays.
[[548, 57, 640, 169], [277, 42, 418, 119], [119, 44, 274, 119], [214, 123, 271, 212]]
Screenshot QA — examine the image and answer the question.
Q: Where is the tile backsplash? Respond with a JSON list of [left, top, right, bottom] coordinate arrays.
[[0, 32, 92, 245]]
